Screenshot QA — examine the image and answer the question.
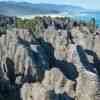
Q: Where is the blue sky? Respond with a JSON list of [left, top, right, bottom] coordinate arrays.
[[1, 0, 100, 10]]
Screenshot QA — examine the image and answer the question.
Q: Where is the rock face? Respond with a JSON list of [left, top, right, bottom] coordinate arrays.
[[0, 18, 100, 100], [21, 82, 56, 100], [76, 70, 97, 100], [43, 25, 100, 100], [94, 34, 100, 58], [21, 68, 75, 100], [0, 28, 49, 93], [0, 15, 16, 36]]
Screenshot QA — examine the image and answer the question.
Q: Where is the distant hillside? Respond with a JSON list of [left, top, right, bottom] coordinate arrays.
[[0, 1, 87, 16]]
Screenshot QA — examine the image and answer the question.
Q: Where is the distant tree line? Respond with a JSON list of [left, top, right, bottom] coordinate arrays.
[[0, 15, 97, 37], [16, 16, 97, 34], [16, 16, 69, 32]]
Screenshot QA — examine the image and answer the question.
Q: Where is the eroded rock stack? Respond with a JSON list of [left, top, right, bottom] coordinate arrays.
[[0, 19, 100, 100]]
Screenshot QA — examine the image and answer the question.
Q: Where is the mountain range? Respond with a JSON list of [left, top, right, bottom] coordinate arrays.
[[0, 1, 89, 16]]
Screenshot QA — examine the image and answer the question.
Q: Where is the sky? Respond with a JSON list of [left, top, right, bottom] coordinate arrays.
[[0, 0, 100, 10]]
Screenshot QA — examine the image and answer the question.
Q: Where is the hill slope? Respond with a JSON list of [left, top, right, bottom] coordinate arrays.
[[0, 1, 86, 16]]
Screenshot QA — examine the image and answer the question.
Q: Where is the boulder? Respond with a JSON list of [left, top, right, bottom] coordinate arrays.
[[76, 69, 97, 100], [42, 68, 75, 98], [21, 82, 56, 100]]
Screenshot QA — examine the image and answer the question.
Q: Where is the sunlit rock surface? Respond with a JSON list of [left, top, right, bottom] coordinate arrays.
[[0, 19, 100, 100]]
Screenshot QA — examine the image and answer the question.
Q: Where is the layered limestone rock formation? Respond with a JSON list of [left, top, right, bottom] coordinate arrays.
[[21, 68, 75, 100], [0, 22, 100, 100]]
